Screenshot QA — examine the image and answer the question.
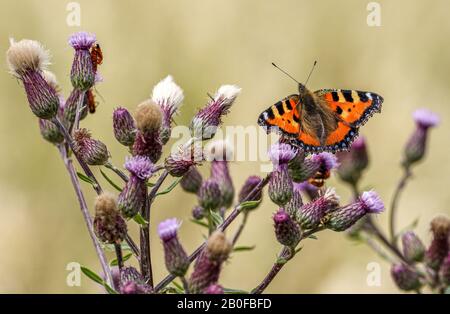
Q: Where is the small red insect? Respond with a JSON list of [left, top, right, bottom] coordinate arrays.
[[86, 89, 97, 114], [90, 43, 103, 74], [308, 169, 331, 188]]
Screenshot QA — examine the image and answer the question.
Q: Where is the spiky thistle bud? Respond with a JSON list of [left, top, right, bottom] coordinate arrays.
[[238, 176, 263, 211], [120, 267, 153, 294], [132, 130, 163, 163], [188, 231, 231, 293], [273, 209, 301, 248], [158, 218, 189, 277], [118, 156, 155, 218], [7, 38, 59, 119], [403, 108, 439, 169], [38, 119, 64, 144], [287, 150, 305, 181], [113, 107, 137, 147], [439, 253, 450, 286], [401, 231, 425, 263], [204, 284, 224, 294], [268, 143, 296, 206], [336, 136, 369, 185], [180, 167, 203, 193], [151, 75, 184, 144], [391, 263, 422, 292], [198, 179, 221, 211], [284, 184, 303, 218], [206, 140, 234, 208], [298, 188, 339, 229], [425, 215, 450, 270], [62, 88, 88, 129], [190, 85, 241, 140], [325, 190, 384, 232], [192, 206, 206, 220], [72, 128, 109, 165], [289, 152, 338, 184], [68, 32, 96, 91], [165, 146, 201, 177], [93, 192, 127, 244]]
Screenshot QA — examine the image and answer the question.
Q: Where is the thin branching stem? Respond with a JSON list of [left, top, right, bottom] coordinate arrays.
[[389, 167, 412, 246]]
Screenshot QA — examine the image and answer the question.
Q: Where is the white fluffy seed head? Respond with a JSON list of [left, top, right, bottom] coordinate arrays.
[[151, 75, 184, 110], [42, 70, 60, 92], [215, 85, 241, 102], [6, 38, 50, 76]]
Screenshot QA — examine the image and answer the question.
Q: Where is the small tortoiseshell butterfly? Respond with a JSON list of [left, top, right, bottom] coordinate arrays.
[[258, 63, 383, 153]]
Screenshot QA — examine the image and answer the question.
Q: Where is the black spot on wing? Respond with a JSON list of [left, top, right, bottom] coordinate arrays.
[[358, 91, 368, 102], [331, 91, 339, 102], [275, 101, 285, 115], [342, 90, 354, 102]]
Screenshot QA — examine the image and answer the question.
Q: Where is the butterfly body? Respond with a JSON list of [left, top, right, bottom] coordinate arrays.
[[258, 83, 383, 153]]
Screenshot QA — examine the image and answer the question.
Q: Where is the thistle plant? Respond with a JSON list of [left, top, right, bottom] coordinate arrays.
[[7, 32, 446, 294]]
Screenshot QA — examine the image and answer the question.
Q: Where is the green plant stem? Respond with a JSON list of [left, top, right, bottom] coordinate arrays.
[[389, 167, 412, 246], [105, 161, 129, 182], [114, 243, 124, 271], [232, 212, 249, 246], [154, 174, 271, 292], [181, 277, 190, 294]]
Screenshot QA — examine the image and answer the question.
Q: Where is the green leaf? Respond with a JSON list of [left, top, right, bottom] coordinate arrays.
[[102, 242, 131, 252], [110, 252, 133, 266], [80, 266, 117, 294], [190, 218, 209, 228], [77, 172, 95, 185], [308, 234, 318, 240], [238, 200, 261, 211], [233, 245, 255, 252], [276, 257, 288, 265], [294, 246, 303, 254], [209, 210, 224, 227], [146, 182, 155, 187], [100, 168, 123, 192], [223, 287, 249, 294], [133, 213, 149, 226], [171, 280, 185, 294], [155, 178, 182, 197]]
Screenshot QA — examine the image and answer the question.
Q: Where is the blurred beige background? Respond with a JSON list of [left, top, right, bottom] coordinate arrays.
[[0, 0, 449, 293]]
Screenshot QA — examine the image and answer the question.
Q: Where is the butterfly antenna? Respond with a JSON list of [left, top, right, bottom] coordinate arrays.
[[304, 60, 317, 86], [271, 62, 301, 85]]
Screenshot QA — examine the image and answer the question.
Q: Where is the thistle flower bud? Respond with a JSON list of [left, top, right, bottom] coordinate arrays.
[[190, 85, 241, 140], [206, 231, 232, 262], [204, 284, 224, 294], [289, 152, 338, 183], [135, 100, 163, 133], [68, 32, 96, 91], [132, 130, 163, 163], [7, 38, 59, 119], [268, 143, 297, 167], [403, 109, 439, 169], [238, 176, 263, 211], [325, 190, 384, 232], [298, 188, 339, 229], [439, 253, 450, 286], [38, 119, 64, 144], [72, 128, 109, 165], [180, 167, 203, 193], [268, 143, 296, 206], [273, 209, 301, 247], [425, 215, 450, 270], [93, 192, 127, 244], [287, 150, 305, 181], [120, 266, 152, 294], [113, 107, 137, 147], [165, 146, 201, 177], [336, 136, 369, 185], [206, 140, 235, 208], [192, 206, 206, 220], [158, 218, 189, 277], [294, 181, 319, 201], [151, 75, 184, 144], [391, 263, 422, 291], [285, 184, 303, 218], [198, 179, 221, 210], [401, 231, 425, 263], [188, 231, 231, 293], [62, 88, 88, 129], [118, 156, 155, 218]]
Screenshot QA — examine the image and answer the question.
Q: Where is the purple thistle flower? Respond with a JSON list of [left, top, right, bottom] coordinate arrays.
[[151, 75, 184, 144], [310, 152, 339, 172], [132, 130, 163, 163], [268, 165, 293, 206], [113, 107, 137, 147], [120, 267, 153, 294], [192, 206, 206, 220], [180, 167, 203, 194], [401, 231, 425, 263], [72, 128, 109, 165], [391, 263, 422, 292], [403, 108, 439, 168], [68, 32, 96, 90], [268, 143, 297, 166], [190, 85, 241, 140], [288, 151, 337, 183], [425, 216, 450, 270], [204, 284, 224, 294], [238, 175, 263, 211], [165, 147, 201, 177], [325, 190, 384, 232], [297, 187, 339, 229], [124, 155, 155, 180], [284, 184, 303, 218], [273, 208, 301, 247], [158, 218, 189, 277], [198, 179, 221, 211], [336, 136, 369, 185]]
